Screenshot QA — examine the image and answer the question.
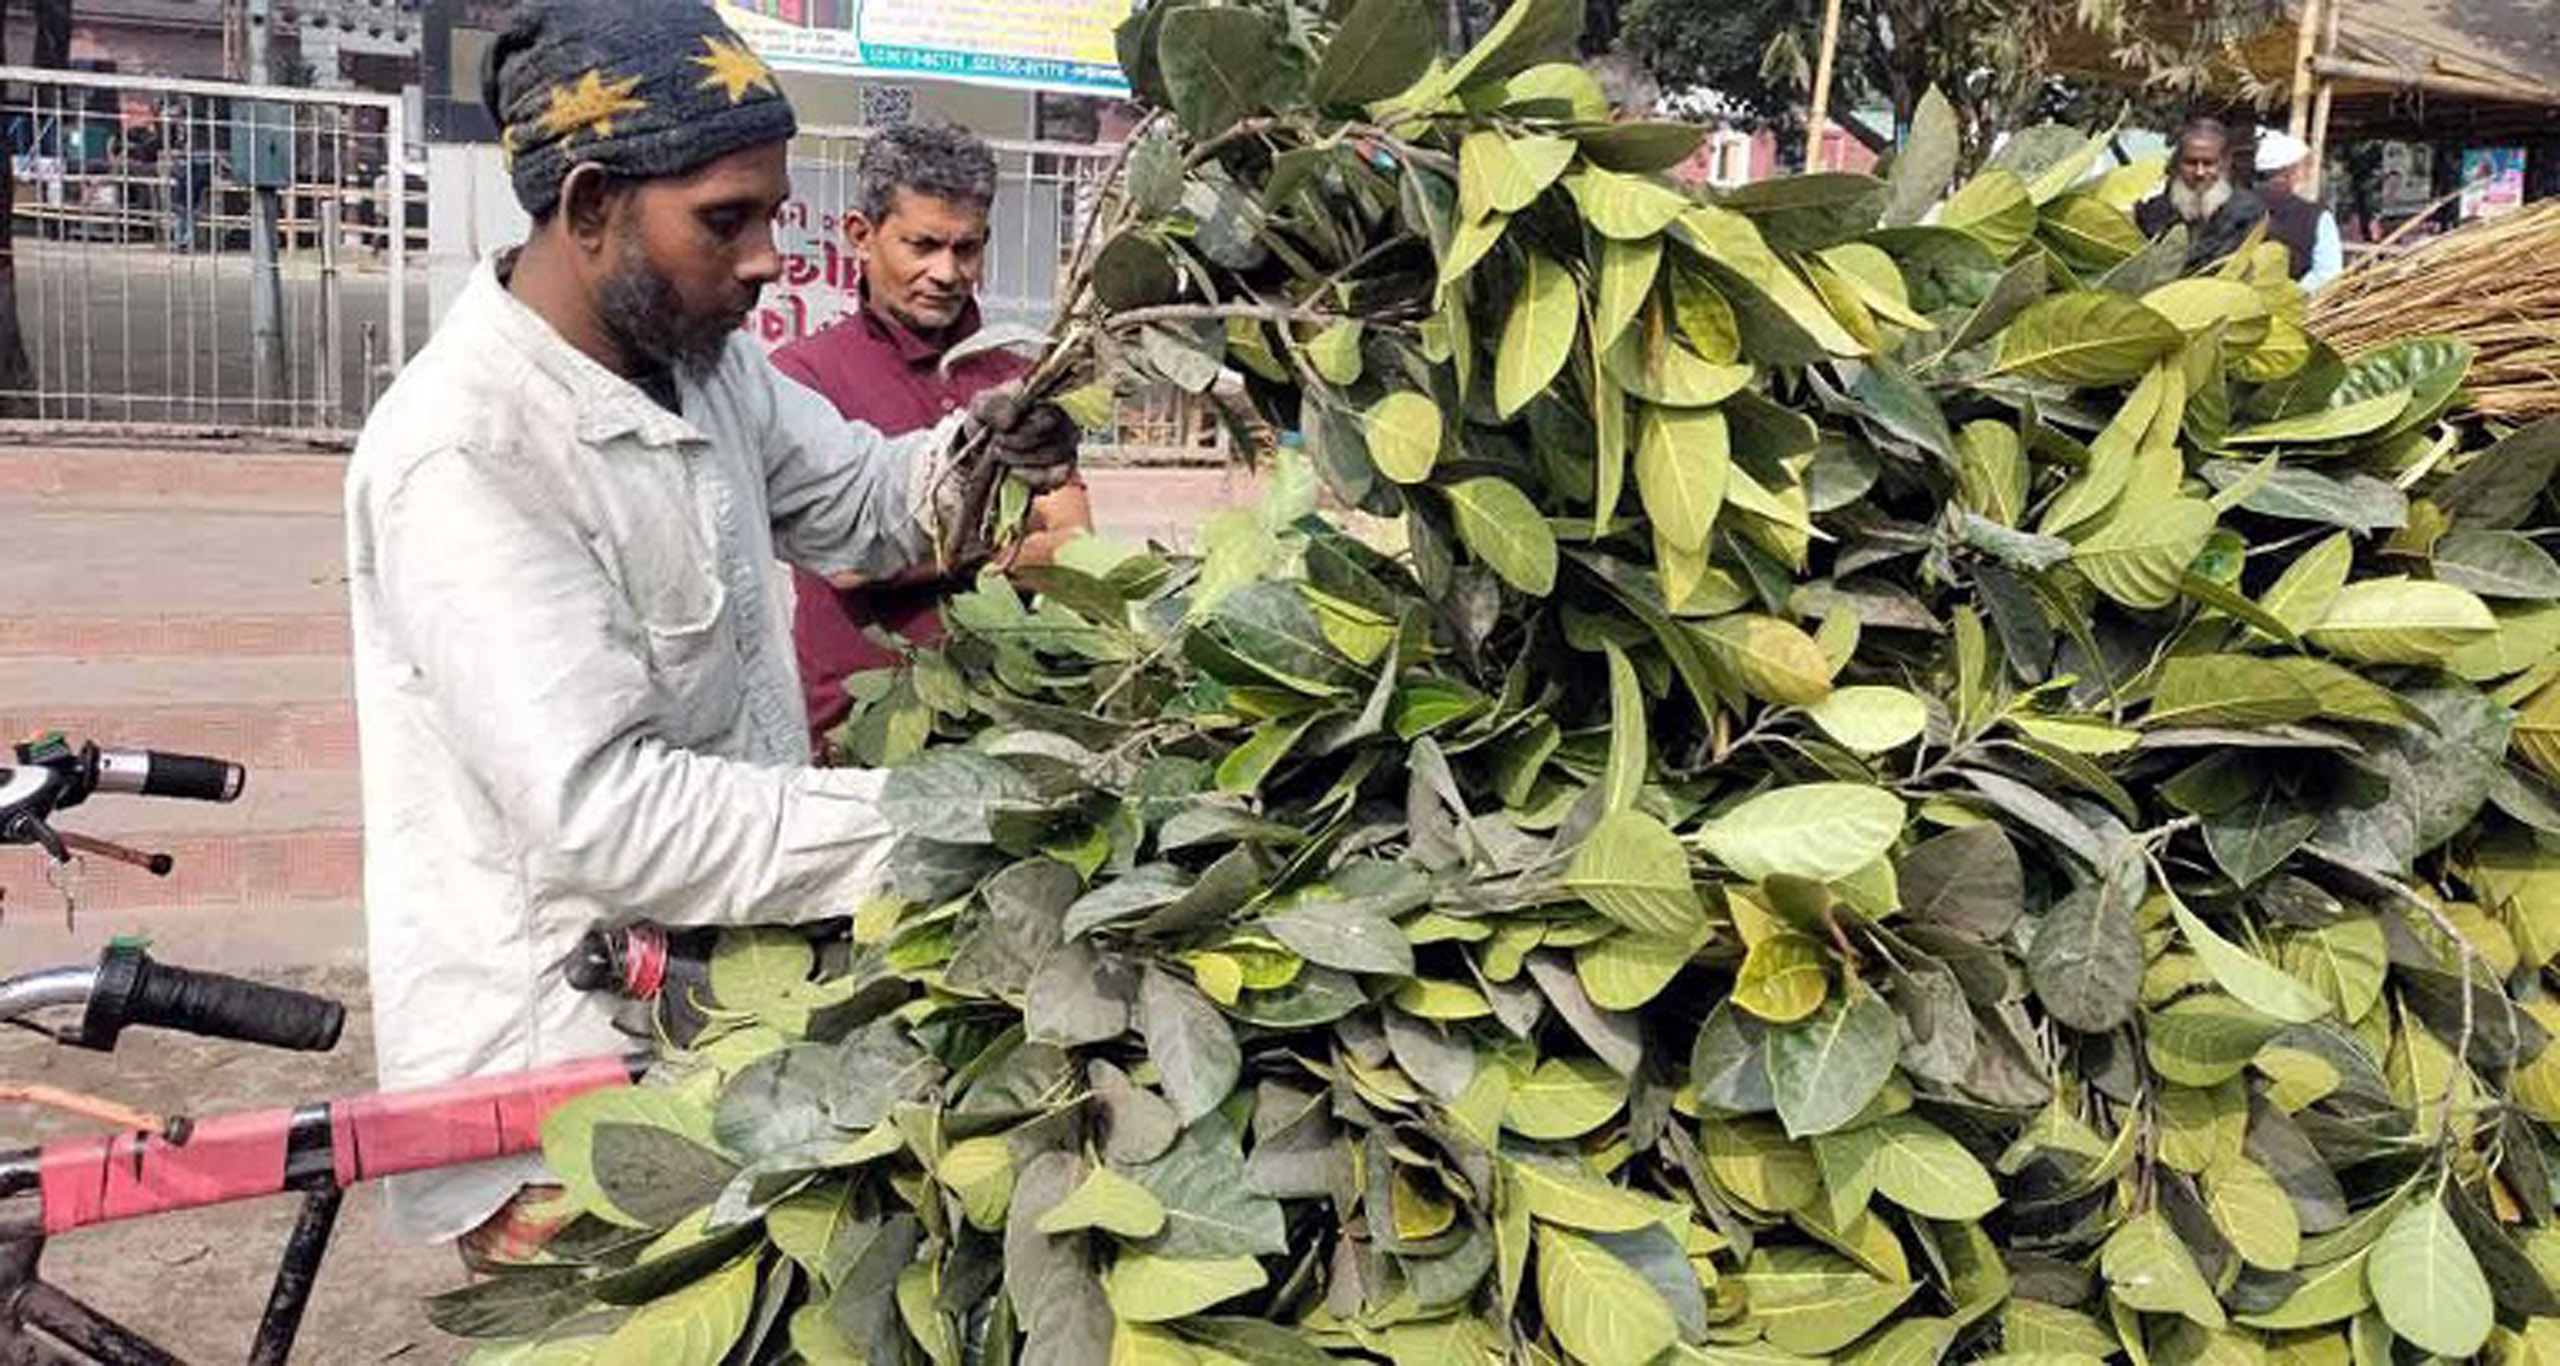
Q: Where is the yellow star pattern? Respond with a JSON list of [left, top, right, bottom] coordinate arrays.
[[535, 69, 649, 143], [692, 36, 778, 104]]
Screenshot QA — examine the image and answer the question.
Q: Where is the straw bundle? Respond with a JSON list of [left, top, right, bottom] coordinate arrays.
[[2310, 200, 2560, 420]]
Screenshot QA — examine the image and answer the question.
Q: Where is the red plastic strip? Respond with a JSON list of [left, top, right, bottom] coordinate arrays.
[[623, 924, 670, 1000], [329, 1054, 635, 1189], [39, 1108, 295, 1236]]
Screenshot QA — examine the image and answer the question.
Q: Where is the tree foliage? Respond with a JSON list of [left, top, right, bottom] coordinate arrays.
[[1622, 0, 2289, 168], [444, 0, 2560, 1362]]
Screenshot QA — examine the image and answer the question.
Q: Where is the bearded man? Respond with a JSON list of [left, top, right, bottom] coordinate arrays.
[[342, 0, 1075, 1254], [2135, 117, 2268, 269]]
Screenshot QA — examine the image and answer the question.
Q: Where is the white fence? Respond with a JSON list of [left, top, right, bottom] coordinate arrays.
[[0, 65, 412, 438]]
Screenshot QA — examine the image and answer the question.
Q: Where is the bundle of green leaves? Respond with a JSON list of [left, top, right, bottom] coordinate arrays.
[[438, 0, 2560, 1362]]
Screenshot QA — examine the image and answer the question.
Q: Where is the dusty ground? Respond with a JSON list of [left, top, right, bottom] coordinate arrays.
[[3, 967, 471, 1365]]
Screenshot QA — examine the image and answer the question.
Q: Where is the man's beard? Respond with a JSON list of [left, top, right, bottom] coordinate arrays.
[[596, 225, 750, 383], [2168, 178, 2232, 224]]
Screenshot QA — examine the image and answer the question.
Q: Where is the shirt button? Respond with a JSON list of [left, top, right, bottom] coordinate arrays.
[[940, 398, 956, 412]]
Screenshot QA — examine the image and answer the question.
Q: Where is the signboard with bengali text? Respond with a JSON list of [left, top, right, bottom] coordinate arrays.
[[715, 0, 1132, 96]]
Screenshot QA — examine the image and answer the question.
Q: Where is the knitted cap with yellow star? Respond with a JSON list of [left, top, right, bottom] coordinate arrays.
[[483, 0, 796, 218]]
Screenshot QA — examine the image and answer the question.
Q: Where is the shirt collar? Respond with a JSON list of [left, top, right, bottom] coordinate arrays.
[[855, 283, 985, 370], [459, 252, 707, 451]]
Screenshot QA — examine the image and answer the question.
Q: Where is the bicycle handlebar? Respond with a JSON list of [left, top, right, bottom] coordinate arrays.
[[88, 746, 246, 803], [76, 944, 343, 1053]]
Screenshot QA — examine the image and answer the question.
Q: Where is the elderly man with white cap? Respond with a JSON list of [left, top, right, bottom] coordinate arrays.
[[2256, 129, 2344, 291]]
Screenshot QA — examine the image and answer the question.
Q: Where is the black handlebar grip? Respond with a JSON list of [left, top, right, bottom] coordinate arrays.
[[78, 947, 344, 1052], [138, 750, 246, 802], [88, 746, 246, 802]]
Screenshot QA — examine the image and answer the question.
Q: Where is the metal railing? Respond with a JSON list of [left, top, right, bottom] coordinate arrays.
[[0, 66, 411, 440]]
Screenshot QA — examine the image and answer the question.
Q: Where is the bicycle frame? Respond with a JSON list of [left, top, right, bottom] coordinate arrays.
[[0, 1053, 646, 1365]]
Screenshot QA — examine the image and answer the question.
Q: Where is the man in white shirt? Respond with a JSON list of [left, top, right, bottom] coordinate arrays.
[[2255, 130, 2345, 292], [344, 0, 1073, 1251]]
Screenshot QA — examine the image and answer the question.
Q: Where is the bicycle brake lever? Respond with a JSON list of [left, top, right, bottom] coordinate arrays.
[[4, 812, 68, 863], [57, 829, 175, 877]]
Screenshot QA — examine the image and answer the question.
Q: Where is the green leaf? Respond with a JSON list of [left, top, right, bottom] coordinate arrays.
[[1126, 1112, 1288, 1260], [1036, 1166, 1167, 1239], [2223, 390, 2413, 447], [2262, 531, 2355, 635], [2102, 1210, 2226, 1328], [1594, 235, 1662, 351], [1495, 252, 1580, 418], [2203, 462, 2408, 533], [2170, 897, 2330, 1024], [2238, 1251, 2372, 1330], [880, 748, 1043, 845], [2368, 1195, 2493, 1359], [1304, 320, 1365, 386], [1140, 966, 1241, 1125], [594, 1254, 758, 1366], [1157, 8, 1304, 135], [1996, 292, 2185, 385], [2072, 497, 2217, 610], [1602, 641, 1647, 815], [1738, 1246, 1917, 1355], [1939, 168, 2038, 257], [1536, 1227, 1679, 1365], [1899, 824, 2025, 938], [1446, 476, 1559, 595], [1565, 810, 1707, 940], [1841, 1318, 1960, 1366], [2307, 578, 2496, 664], [2204, 1158, 2301, 1271], [2437, 415, 2560, 529], [2027, 852, 2145, 1033], [1574, 121, 1709, 172], [1733, 932, 1831, 1023], [1103, 1254, 1268, 1323], [1636, 406, 1730, 555], [2434, 530, 2560, 599], [1865, 1115, 2001, 1220], [1259, 895, 1416, 976], [2147, 992, 2285, 1087], [1804, 686, 1928, 754], [1767, 995, 1902, 1138], [1511, 1156, 1677, 1233], [545, 1088, 727, 1229], [2335, 336, 2472, 439], [1881, 88, 1961, 227], [1698, 784, 1907, 883], [1365, 391, 1443, 485], [1718, 173, 1888, 253], [1505, 1056, 1630, 1140], [1307, 0, 1437, 106], [1695, 614, 1834, 706], [1569, 168, 1690, 241], [1460, 131, 1576, 221]]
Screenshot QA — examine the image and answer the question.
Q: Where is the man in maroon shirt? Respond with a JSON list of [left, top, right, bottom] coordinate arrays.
[[774, 122, 1092, 756]]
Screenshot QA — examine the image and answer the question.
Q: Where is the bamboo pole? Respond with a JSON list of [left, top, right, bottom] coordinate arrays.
[[2305, 0, 2343, 198], [2287, 0, 2325, 139], [2310, 54, 2560, 108], [1806, 0, 1845, 173]]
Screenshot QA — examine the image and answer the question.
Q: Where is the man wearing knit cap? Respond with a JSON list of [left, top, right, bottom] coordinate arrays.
[[343, 0, 1077, 1252], [2254, 130, 2344, 291]]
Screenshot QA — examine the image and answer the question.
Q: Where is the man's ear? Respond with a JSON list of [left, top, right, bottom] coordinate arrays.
[[843, 209, 875, 259], [559, 163, 628, 252]]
